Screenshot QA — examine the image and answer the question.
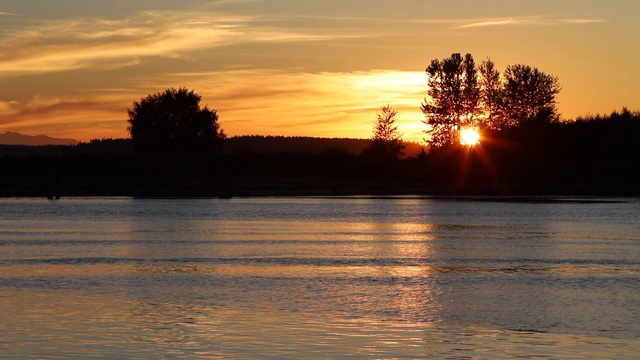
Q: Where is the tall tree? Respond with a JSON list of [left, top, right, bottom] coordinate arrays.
[[127, 88, 225, 153], [421, 53, 481, 148], [364, 105, 405, 160], [478, 59, 506, 129], [461, 54, 482, 127], [502, 64, 561, 126]]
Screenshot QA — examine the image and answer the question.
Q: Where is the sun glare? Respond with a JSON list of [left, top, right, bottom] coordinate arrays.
[[460, 128, 480, 146]]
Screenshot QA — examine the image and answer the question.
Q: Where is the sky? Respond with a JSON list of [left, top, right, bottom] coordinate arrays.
[[0, 0, 639, 143]]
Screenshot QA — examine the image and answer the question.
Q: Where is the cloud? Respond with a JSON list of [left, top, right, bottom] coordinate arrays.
[[457, 18, 521, 28], [0, 92, 132, 139], [456, 16, 606, 29], [562, 19, 607, 24], [206, 0, 262, 6], [0, 10, 355, 79], [280, 14, 606, 30], [0, 100, 18, 113], [12, 97, 120, 119], [0, 13, 242, 76]]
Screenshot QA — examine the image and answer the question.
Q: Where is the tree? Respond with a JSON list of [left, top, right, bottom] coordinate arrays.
[[461, 54, 482, 127], [127, 88, 225, 154], [478, 59, 506, 129], [363, 105, 405, 160], [502, 64, 561, 126], [421, 53, 481, 148]]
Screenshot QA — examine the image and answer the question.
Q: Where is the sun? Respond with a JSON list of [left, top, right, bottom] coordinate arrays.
[[460, 128, 480, 146]]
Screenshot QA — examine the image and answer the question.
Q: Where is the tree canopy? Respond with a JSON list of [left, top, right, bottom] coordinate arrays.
[[502, 64, 561, 126], [478, 59, 504, 129], [127, 88, 224, 154], [421, 53, 481, 148], [421, 53, 561, 148]]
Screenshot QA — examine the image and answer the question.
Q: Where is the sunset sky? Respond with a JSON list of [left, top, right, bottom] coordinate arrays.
[[1, 0, 638, 142]]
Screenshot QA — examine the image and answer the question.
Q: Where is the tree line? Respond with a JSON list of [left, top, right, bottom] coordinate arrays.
[[367, 53, 561, 154], [115, 54, 640, 195], [1, 109, 640, 196], [427, 54, 560, 144], [123, 53, 562, 159]]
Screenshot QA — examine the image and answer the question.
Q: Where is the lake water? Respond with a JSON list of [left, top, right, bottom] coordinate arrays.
[[1, 197, 639, 359]]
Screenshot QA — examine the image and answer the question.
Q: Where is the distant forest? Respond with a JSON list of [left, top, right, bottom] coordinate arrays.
[[1, 109, 640, 197], [0, 136, 425, 197], [0, 136, 424, 158]]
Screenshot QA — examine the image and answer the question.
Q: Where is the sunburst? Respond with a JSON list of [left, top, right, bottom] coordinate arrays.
[[460, 128, 480, 146]]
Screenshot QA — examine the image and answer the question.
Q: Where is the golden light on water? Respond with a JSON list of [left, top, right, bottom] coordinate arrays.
[[460, 128, 480, 146]]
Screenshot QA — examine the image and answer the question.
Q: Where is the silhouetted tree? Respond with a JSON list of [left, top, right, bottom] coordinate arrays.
[[478, 59, 506, 129], [502, 64, 561, 126], [127, 88, 225, 154], [421, 53, 481, 148], [363, 105, 405, 160], [462, 54, 482, 126]]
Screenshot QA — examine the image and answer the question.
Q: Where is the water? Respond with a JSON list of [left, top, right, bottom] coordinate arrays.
[[1, 197, 639, 359]]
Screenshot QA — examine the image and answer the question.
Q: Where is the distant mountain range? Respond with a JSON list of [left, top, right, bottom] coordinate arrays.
[[0, 131, 78, 146]]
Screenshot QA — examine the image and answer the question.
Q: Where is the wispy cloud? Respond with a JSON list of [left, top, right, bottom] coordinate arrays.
[[458, 18, 522, 28], [0, 100, 18, 113], [0, 10, 355, 79], [268, 13, 607, 29], [1, 8, 608, 79], [456, 16, 607, 29], [206, 0, 263, 6], [562, 19, 607, 24], [0, 95, 128, 140]]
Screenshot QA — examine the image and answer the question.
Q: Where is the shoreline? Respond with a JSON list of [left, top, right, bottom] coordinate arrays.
[[1, 187, 637, 202], [3, 174, 640, 200]]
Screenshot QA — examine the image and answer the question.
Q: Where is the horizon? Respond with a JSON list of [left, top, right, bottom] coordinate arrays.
[[1, 1, 639, 142], [0, 130, 428, 146]]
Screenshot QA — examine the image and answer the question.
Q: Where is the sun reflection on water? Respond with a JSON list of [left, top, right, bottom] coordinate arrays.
[[2, 198, 640, 358]]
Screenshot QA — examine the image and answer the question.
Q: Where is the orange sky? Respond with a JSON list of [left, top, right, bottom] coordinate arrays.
[[1, 1, 639, 143]]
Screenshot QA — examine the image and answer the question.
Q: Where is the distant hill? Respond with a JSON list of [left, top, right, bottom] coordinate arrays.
[[225, 135, 425, 157], [0, 131, 78, 146], [0, 138, 130, 157]]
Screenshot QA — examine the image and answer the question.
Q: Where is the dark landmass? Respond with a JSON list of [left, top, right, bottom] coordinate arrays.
[[1, 112, 640, 198], [225, 135, 425, 157], [0, 131, 78, 146], [0, 135, 423, 157]]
